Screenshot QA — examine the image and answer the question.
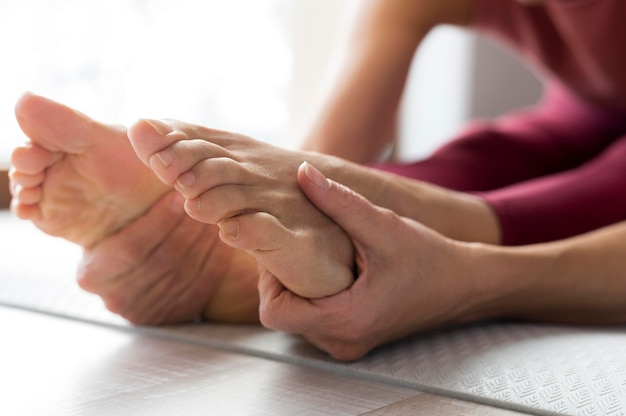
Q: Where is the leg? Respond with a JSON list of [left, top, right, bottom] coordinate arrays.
[[78, 191, 261, 324], [373, 83, 625, 191], [8, 93, 258, 324], [482, 133, 626, 245], [127, 119, 355, 299]]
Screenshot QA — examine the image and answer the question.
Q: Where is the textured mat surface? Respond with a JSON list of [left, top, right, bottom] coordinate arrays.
[[2, 212, 626, 416]]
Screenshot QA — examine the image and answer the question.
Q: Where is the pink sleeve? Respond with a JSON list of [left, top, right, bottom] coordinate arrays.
[[469, 0, 530, 40], [477, 84, 626, 245], [372, 83, 626, 244], [483, 133, 626, 245], [373, 1, 626, 244]]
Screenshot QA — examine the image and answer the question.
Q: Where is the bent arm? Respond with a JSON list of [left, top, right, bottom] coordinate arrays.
[[474, 221, 626, 324], [258, 162, 626, 360], [300, 0, 473, 163]]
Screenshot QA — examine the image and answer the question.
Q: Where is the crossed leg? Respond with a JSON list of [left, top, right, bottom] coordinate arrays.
[[127, 118, 355, 299], [9, 93, 496, 322], [10, 93, 170, 248], [9, 93, 260, 324]]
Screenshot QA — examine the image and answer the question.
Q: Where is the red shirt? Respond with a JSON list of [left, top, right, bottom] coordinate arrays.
[[375, 0, 626, 244], [473, 0, 626, 113]]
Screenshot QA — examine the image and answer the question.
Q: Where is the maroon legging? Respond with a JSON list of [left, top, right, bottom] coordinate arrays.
[[373, 84, 626, 245]]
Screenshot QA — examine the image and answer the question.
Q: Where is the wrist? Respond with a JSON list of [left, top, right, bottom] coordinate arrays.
[[456, 194, 501, 244], [452, 241, 533, 323], [380, 177, 502, 244]]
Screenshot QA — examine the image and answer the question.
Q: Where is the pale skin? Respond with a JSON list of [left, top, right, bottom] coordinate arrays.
[[9, 0, 558, 343], [10, 94, 169, 249], [14, 96, 626, 361], [10, 93, 259, 323], [258, 163, 626, 361], [300, 0, 474, 162], [9, 90, 495, 323], [18, 92, 626, 361], [81, 0, 626, 368], [126, 118, 355, 299]]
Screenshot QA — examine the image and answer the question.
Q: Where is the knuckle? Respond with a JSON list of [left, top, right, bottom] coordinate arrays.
[[336, 183, 361, 210], [378, 207, 403, 228]]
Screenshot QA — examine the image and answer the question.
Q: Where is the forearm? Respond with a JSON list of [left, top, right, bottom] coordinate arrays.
[[316, 153, 501, 243], [468, 222, 626, 324], [301, 0, 473, 163], [300, 36, 415, 163]]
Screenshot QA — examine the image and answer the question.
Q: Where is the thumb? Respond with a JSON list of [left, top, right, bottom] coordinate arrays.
[[297, 161, 392, 245]]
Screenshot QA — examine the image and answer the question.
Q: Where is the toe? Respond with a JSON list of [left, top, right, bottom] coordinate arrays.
[[14, 92, 101, 154], [11, 200, 40, 221], [9, 169, 45, 190], [127, 119, 178, 167], [13, 185, 42, 205], [219, 212, 291, 251], [10, 144, 57, 175]]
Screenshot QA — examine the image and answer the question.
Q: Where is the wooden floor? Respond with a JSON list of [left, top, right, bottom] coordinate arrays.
[[0, 170, 9, 209], [0, 305, 530, 415]]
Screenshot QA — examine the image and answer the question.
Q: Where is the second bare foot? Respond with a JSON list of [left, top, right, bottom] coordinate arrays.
[[127, 118, 355, 299], [10, 93, 170, 248]]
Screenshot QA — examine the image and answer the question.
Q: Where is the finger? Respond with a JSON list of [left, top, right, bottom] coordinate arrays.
[[257, 268, 323, 334], [297, 162, 395, 246]]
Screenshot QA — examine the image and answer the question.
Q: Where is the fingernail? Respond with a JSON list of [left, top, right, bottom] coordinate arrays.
[[218, 219, 239, 238], [302, 161, 329, 190], [143, 119, 173, 136]]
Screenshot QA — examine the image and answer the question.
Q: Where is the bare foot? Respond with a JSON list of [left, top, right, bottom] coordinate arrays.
[[127, 119, 355, 299], [9, 93, 259, 324], [10, 93, 169, 248], [76, 190, 261, 324]]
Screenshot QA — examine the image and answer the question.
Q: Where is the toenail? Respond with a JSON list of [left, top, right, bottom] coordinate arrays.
[[219, 219, 239, 238], [143, 119, 173, 135], [177, 171, 196, 188], [154, 149, 174, 167]]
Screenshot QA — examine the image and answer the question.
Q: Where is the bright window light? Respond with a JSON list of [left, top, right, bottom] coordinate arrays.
[[0, 0, 478, 170], [0, 0, 299, 167]]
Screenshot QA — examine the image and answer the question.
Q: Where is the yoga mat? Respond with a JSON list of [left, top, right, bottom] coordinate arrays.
[[2, 212, 625, 415]]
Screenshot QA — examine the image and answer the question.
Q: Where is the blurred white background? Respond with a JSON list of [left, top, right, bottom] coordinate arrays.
[[0, 0, 541, 168]]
